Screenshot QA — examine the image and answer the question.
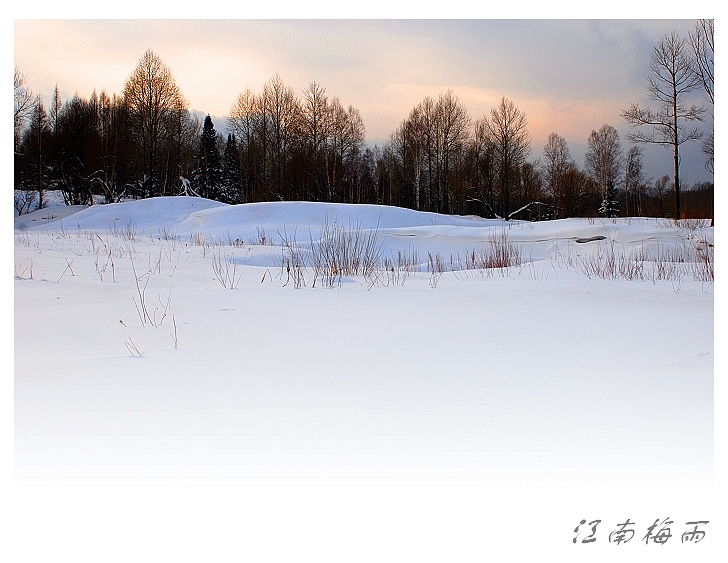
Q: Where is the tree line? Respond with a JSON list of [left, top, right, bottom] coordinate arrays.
[[14, 21, 713, 220]]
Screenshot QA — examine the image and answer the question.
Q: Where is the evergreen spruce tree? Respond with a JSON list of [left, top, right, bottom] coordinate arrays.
[[599, 179, 620, 218], [192, 115, 222, 200], [221, 133, 243, 204]]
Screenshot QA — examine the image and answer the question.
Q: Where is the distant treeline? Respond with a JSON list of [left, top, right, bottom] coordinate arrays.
[[14, 49, 713, 220]]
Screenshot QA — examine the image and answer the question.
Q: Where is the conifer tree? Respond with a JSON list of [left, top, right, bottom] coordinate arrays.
[[192, 115, 222, 200], [221, 133, 243, 204], [599, 179, 620, 218]]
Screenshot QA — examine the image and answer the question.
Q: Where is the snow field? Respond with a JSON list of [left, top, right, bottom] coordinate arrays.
[[14, 197, 713, 485]]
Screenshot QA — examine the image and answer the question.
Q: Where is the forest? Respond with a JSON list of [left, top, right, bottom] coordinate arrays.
[[13, 21, 713, 221]]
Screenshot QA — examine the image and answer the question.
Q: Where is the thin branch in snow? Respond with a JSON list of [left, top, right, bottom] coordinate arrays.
[[124, 337, 143, 357], [57, 258, 75, 283], [170, 314, 179, 349]]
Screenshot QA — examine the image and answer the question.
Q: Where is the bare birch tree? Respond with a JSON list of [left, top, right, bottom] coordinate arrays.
[[436, 90, 470, 214], [541, 132, 574, 200], [123, 49, 187, 196], [228, 87, 260, 201], [261, 73, 301, 199], [623, 145, 645, 216], [585, 125, 622, 194], [14, 67, 35, 152], [689, 19, 714, 174], [486, 97, 530, 219], [621, 31, 706, 219], [584, 124, 622, 216]]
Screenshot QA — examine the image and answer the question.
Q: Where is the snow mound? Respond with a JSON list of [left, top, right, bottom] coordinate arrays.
[[14, 198, 713, 266], [15, 196, 504, 241], [16, 196, 228, 232]]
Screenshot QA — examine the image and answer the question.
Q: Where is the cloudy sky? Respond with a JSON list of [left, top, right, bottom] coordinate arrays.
[[13, 17, 714, 185]]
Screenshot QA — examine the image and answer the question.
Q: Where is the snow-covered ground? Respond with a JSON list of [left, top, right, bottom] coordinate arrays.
[[12, 195, 717, 561]]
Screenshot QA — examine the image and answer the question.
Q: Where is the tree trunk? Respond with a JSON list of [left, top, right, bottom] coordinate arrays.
[[673, 145, 680, 219]]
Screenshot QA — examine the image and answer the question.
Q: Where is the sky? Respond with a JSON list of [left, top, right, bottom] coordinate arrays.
[[12, 16, 715, 186]]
